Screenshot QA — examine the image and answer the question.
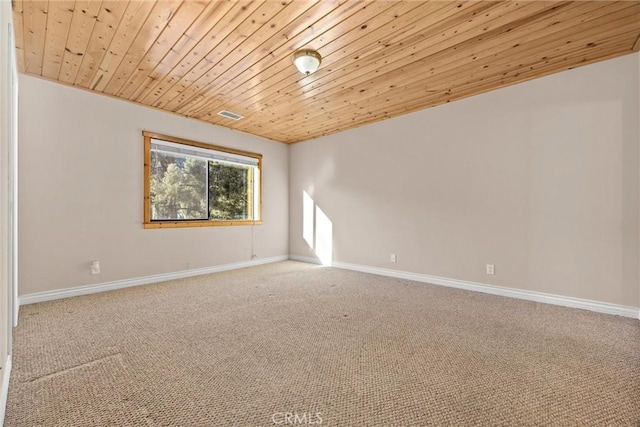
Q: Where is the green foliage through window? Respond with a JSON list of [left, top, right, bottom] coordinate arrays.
[[151, 153, 207, 220], [208, 162, 250, 220], [147, 135, 260, 225]]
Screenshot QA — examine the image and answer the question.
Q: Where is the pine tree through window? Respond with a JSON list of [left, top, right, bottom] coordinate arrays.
[[143, 132, 261, 228]]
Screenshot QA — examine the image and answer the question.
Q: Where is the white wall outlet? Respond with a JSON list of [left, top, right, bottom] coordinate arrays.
[[390, 254, 397, 263], [486, 264, 495, 275], [91, 260, 100, 275]]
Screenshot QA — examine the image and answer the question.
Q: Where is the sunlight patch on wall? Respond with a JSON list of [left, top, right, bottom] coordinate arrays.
[[315, 205, 333, 266], [302, 190, 333, 266], [303, 191, 314, 249]]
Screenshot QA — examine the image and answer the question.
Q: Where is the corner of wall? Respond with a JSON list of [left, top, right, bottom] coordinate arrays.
[[637, 51, 640, 311]]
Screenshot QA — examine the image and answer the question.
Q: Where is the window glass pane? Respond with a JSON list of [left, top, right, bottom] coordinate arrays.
[[150, 151, 208, 220], [208, 161, 252, 220], [144, 132, 262, 227]]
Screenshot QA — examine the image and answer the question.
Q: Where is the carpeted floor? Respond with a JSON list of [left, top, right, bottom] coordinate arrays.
[[5, 261, 640, 426]]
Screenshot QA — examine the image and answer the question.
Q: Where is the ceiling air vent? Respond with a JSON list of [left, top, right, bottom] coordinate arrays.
[[217, 110, 244, 120]]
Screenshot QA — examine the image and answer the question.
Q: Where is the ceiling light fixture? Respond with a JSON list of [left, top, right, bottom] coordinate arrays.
[[293, 49, 322, 76]]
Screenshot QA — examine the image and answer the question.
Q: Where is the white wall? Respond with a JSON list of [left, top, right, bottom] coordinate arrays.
[[0, 0, 9, 363], [0, 0, 17, 414], [17, 52, 640, 308], [290, 53, 640, 308], [19, 75, 289, 296]]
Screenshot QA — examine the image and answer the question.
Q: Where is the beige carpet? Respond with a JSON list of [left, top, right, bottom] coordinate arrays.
[[5, 261, 640, 426]]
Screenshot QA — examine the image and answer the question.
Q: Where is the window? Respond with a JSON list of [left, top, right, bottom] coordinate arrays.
[[143, 131, 261, 228]]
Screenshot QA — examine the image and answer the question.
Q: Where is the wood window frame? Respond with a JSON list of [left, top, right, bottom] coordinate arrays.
[[143, 131, 263, 229]]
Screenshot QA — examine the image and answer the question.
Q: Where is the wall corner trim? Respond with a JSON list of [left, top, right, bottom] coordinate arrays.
[[0, 356, 12, 427], [289, 256, 640, 319], [19, 256, 289, 306]]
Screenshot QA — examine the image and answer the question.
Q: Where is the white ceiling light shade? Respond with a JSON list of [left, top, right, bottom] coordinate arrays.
[[293, 49, 322, 75]]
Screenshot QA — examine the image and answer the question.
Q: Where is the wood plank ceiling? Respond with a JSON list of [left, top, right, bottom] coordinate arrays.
[[12, 1, 640, 144]]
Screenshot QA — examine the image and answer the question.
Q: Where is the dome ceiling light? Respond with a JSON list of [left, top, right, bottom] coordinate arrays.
[[293, 49, 322, 76]]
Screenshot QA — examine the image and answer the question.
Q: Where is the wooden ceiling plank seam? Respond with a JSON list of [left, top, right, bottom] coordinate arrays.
[[159, 0, 306, 114], [90, 1, 159, 92], [157, 0, 280, 112], [256, 22, 639, 135], [280, 45, 634, 143], [22, 0, 42, 74], [296, 42, 635, 142], [140, 0, 318, 109], [276, 1, 514, 97], [96, 1, 175, 93], [41, 0, 75, 79], [236, 2, 633, 129], [57, 0, 102, 84], [173, 0, 400, 117], [23, 0, 49, 75], [179, 0, 363, 119], [242, 1, 576, 119], [285, 34, 638, 138], [73, 1, 129, 88], [131, 0, 237, 103], [421, 37, 637, 109], [414, 46, 635, 124], [254, 37, 628, 143], [192, 0, 439, 120], [274, 2, 632, 122], [57, 0, 103, 83], [437, 33, 640, 95], [227, 1, 503, 113], [116, 0, 211, 100], [199, 0, 464, 121], [227, 0, 556, 129], [12, 0, 26, 73], [217, 1, 512, 125], [407, 1, 624, 84], [161, 1, 314, 114], [168, 0, 333, 118], [315, 6, 640, 119], [15, 1, 640, 143], [239, 30, 630, 141], [182, 0, 375, 119], [234, 1, 595, 127], [267, 26, 639, 136], [324, 39, 634, 130], [102, 0, 184, 96], [138, 1, 258, 107], [144, 0, 266, 109], [183, 0, 416, 119]]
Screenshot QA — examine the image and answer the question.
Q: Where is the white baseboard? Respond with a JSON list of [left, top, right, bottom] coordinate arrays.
[[289, 255, 323, 265], [0, 356, 11, 427], [289, 257, 639, 319], [19, 255, 289, 306], [19, 255, 640, 320]]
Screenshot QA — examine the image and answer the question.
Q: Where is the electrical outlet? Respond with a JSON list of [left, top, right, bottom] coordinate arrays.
[[390, 254, 397, 263], [486, 264, 495, 275], [91, 260, 100, 275]]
